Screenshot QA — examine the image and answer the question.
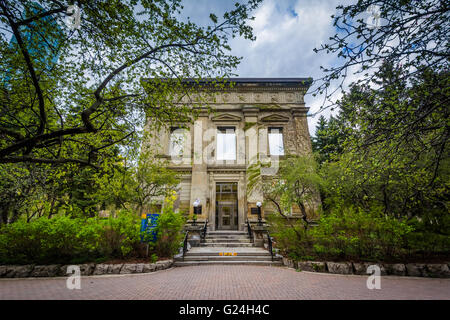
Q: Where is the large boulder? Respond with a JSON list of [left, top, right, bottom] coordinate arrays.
[[79, 264, 95, 276], [156, 260, 173, 270], [142, 263, 157, 273], [424, 264, 450, 278], [93, 264, 109, 275], [297, 261, 327, 273], [383, 264, 406, 276], [30, 265, 61, 277], [108, 264, 123, 274], [353, 263, 387, 276], [405, 263, 427, 277], [59, 264, 95, 276], [3, 265, 34, 278], [135, 263, 145, 273], [326, 262, 353, 274], [120, 264, 137, 274], [0, 266, 7, 277]]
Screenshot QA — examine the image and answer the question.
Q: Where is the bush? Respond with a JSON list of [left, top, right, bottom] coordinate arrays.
[[148, 191, 185, 258], [0, 210, 143, 265], [308, 206, 414, 261], [267, 205, 450, 263]]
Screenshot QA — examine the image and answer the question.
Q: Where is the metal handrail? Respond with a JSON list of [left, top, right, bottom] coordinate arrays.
[[182, 231, 189, 261], [201, 219, 208, 241], [246, 219, 254, 243], [267, 231, 274, 261]]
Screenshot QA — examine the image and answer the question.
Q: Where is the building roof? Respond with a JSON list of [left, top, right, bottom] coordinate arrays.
[[142, 77, 313, 89]]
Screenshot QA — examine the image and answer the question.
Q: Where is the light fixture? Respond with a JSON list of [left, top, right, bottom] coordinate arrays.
[[193, 199, 200, 207], [256, 201, 262, 225]]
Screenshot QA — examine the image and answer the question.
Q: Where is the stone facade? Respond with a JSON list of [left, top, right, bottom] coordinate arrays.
[[144, 78, 320, 231]]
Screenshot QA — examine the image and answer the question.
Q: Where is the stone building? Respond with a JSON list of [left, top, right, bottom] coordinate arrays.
[[145, 78, 318, 231]]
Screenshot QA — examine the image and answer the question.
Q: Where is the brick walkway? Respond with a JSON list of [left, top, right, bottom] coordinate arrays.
[[0, 265, 449, 300]]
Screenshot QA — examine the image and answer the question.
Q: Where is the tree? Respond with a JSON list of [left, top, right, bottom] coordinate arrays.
[[0, 0, 262, 167], [313, 0, 449, 102], [312, 114, 347, 164], [320, 63, 449, 220], [132, 152, 179, 215], [312, 1, 448, 175], [247, 156, 322, 234]]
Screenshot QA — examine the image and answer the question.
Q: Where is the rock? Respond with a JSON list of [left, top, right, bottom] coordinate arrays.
[[120, 264, 137, 274], [405, 263, 426, 277], [135, 263, 145, 273], [30, 265, 61, 277], [59, 264, 95, 276], [0, 266, 7, 277], [78, 264, 95, 276], [4, 265, 34, 278], [384, 264, 406, 276], [108, 264, 123, 274], [59, 265, 67, 276], [142, 263, 157, 273], [353, 263, 387, 276], [425, 264, 450, 278], [93, 264, 109, 275], [326, 262, 353, 274], [156, 260, 172, 270], [297, 261, 327, 273]]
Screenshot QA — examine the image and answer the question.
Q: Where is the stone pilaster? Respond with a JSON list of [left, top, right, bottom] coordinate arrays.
[[190, 114, 208, 218]]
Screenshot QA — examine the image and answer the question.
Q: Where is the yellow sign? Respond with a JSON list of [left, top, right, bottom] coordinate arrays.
[[219, 252, 237, 256]]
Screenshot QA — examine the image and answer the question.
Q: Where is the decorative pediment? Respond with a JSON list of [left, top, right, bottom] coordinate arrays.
[[260, 114, 290, 122], [211, 114, 242, 122]]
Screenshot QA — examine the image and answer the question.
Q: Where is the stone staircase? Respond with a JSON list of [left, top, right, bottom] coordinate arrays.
[[174, 230, 282, 266]]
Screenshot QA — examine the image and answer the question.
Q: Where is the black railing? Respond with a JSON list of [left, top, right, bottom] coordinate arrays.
[[182, 231, 189, 261], [201, 219, 208, 241], [246, 219, 254, 243], [267, 231, 274, 261]]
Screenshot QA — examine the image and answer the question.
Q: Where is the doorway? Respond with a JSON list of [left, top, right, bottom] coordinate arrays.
[[215, 182, 238, 230]]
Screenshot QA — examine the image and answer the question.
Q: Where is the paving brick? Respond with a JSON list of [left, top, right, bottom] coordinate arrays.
[[0, 265, 448, 300]]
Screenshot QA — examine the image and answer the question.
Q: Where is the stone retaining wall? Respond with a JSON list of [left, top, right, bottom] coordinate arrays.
[[281, 257, 450, 278], [0, 259, 173, 278]]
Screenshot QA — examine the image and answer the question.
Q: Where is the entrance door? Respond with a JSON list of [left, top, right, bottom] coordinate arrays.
[[216, 183, 238, 230]]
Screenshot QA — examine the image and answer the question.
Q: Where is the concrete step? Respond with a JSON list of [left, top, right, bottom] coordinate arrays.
[[203, 238, 251, 243], [205, 234, 250, 239], [178, 255, 279, 262], [174, 260, 283, 267], [200, 242, 255, 247], [207, 231, 247, 235], [185, 251, 271, 257]]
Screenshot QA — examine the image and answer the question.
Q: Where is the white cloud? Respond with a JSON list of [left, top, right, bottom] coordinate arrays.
[[180, 0, 357, 136]]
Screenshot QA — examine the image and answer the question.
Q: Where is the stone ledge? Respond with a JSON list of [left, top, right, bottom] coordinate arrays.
[[0, 260, 173, 278], [281, 258, 450, 278]]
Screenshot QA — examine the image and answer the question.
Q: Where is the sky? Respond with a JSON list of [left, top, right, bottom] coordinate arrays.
[[180, 0, 356, 136]]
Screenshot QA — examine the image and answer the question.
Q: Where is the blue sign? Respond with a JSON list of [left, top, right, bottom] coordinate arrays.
[[140, 214, 160, 243]]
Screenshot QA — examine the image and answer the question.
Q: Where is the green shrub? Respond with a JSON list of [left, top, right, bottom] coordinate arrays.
[[0, 210, 143, 265], [266, 205, 447, 263], [149, 192, 185, 258]]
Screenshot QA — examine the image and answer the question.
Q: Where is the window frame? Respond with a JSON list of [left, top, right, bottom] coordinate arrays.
[[216, 126, 237, 161], [168, 126, 186, 158], [268, 126, 285, 156]]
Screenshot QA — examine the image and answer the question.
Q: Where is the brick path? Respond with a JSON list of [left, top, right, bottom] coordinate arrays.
[[0, 265, 449, 300]]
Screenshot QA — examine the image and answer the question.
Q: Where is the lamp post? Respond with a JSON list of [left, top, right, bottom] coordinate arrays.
[[256, 201, 262, 226], [193, 199, 200, 226]]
